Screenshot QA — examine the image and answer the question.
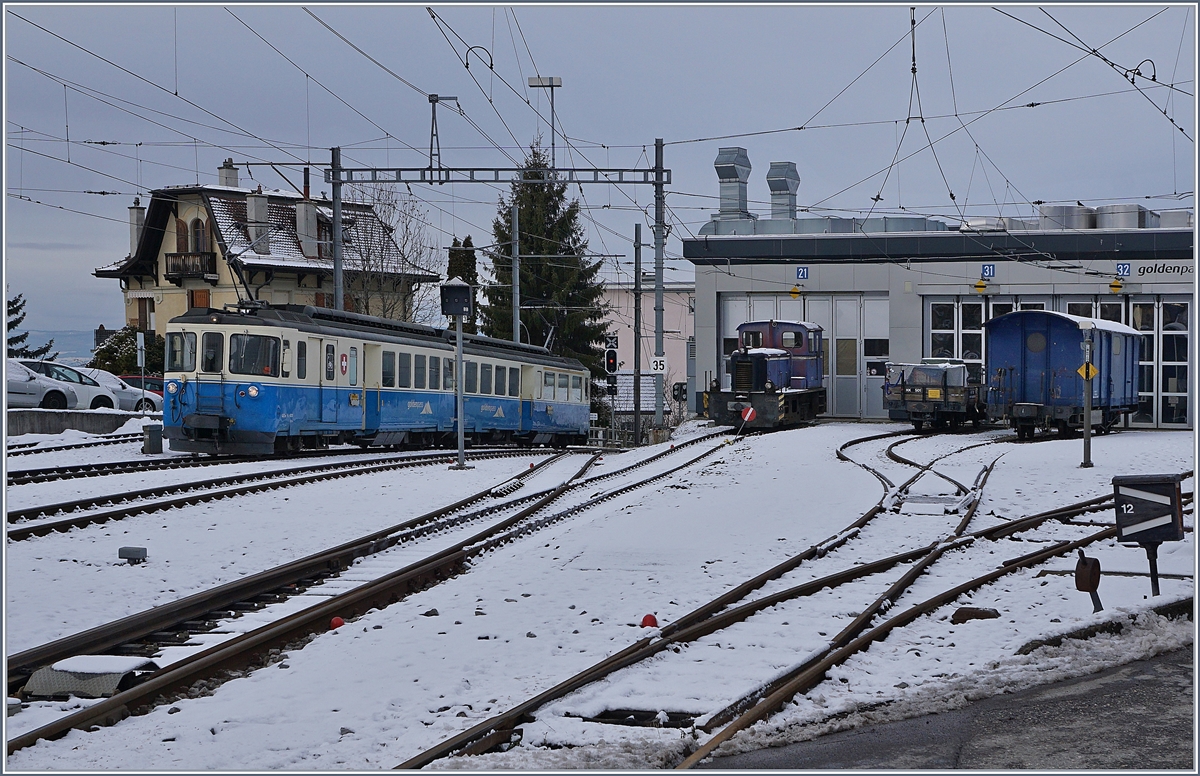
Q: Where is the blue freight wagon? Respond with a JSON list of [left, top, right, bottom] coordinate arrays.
[[984, 310, 1140, 440]]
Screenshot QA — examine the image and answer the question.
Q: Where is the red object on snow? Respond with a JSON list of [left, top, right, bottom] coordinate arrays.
[[330, 616, 345, 629], [530, 463, 535, 469], [641, 614, 658, 628], [670, 444, 675, 449], [741, 406, 757, 422]]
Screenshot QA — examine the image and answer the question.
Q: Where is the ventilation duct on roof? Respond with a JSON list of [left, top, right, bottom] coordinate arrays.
[[766, 162, 800, 219], [1096, 204, 1159, 229], [296, 200, 319, 259], [1039, 204, 1096, 231], [714, 147, 755, 221]]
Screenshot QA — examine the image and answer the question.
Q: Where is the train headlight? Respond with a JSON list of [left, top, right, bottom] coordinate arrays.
[[709, 379, 720, 391], [764, 379, 775, 392], [166, 381, 179, 394], [247, 385, 260, 398]]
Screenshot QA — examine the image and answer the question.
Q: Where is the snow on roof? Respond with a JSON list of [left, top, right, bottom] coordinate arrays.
[[992, 309, 1140, 336], [746, 347, 790, 356]]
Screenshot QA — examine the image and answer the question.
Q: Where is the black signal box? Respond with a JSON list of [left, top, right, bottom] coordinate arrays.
[[605, 375, 618, 396], [440, 279, 473, 318], [604, 349, 618, 374], [1112, 473, 1185, 544]]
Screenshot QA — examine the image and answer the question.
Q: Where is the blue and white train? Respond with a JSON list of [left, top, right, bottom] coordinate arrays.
[[162, 305, 591, 455]]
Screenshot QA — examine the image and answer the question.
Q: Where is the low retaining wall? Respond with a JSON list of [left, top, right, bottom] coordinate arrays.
[[6, 410, 163, 438]]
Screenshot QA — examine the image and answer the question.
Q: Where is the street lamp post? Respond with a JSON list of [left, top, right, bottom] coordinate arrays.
[[527, 77, 562, 168]]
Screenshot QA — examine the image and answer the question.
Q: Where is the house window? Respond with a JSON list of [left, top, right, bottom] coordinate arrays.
[[188, 289, 210, 309], [136, 298, 155, 331], [191, 219, 208, 253]]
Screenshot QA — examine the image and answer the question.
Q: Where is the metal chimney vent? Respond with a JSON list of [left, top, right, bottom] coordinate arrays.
[[714, 147, 754, 220], [766, 162, 800, 219]]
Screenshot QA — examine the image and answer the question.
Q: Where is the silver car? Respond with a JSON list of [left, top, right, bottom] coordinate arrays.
[[78, 367, 162, 412], [19, 360, 120, 410], [7, 359, 79, 409]]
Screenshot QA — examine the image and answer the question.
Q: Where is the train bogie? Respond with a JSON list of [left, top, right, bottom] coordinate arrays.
[[162, 305, 590, 455], [984, 310, 1141, 438]]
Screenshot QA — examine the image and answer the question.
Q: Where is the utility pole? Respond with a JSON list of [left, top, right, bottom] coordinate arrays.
[[633, 223, 642, 446], [511, 204, 520, 343], [331, 147, 344, 311], [654, 138, 666, 428], [1081, 329, 1094, 468]]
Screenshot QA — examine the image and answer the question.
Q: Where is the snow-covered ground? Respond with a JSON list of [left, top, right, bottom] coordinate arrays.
[[4, 422, 1194, 770]]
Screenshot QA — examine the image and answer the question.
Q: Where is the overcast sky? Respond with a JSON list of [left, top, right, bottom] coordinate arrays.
[[4, 3, 1195, 332]]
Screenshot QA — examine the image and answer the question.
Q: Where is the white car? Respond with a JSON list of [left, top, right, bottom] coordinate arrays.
[[6, 359, 80, 409], [19, 360, 120, 410], [78, 367, 162, 412]]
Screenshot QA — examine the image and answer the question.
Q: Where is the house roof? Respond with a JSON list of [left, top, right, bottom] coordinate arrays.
[[95, 184, 440, 283]]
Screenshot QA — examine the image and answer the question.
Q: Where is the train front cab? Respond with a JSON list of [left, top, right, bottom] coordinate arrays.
[[163, 319, 294, 455]]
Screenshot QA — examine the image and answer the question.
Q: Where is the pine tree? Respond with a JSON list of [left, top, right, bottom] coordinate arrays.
[[479, 143, 608, 377], [7, 294, 56, 359], [446, 235, 479, 334], [88, 326, 164, 375]]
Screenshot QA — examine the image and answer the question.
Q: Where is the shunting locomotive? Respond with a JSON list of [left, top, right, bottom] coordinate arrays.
[[704, 320, 826, 429]]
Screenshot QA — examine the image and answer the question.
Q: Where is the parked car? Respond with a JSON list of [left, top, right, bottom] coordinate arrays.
[[79, 367, 163, 412], [7, 359, 79, 409], [19, 360, 120, 410], [119, 375, 165, 396]]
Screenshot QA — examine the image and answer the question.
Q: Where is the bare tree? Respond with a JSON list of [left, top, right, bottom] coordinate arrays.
[[341, 184, 442, 323]]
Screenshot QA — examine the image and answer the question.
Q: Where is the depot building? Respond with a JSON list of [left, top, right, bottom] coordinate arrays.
[[683, 147, 1194, 429]]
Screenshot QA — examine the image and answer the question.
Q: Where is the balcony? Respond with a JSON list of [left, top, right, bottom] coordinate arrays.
[[164, 252, 219, 286]]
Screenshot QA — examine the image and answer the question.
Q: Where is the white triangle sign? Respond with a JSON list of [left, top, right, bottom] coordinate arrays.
[[494, 406, 504, 418], [421, 402, 433, 415]]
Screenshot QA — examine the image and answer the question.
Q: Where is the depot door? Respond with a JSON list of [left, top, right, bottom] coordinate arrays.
[[1130, 296, 1191, 429]]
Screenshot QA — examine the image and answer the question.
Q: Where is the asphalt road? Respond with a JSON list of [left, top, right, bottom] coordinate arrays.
[[703, 645, 1194, 770]]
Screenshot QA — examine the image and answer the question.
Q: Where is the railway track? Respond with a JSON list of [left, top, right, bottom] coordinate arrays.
[[391, 430, 1190, 769], [5, 431, 730, 753], [5, 449, 557, 541], [5, 432, 144, 457]]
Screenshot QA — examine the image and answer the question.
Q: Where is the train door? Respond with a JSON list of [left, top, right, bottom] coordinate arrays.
[[319, 339, 338, 423], [363, 343, 382, 431], [520, 365, 539, 433], [1020, 315, 1051, 403], [196, 330, 226, 415], [861, 297, 889, 419]]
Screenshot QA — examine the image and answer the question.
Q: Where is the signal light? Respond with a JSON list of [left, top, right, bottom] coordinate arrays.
[[604, 349, 618, 374]]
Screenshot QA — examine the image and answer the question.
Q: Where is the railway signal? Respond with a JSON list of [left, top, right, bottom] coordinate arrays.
[[605, 349, 618, 374], [1113, 473, 1185, 597]]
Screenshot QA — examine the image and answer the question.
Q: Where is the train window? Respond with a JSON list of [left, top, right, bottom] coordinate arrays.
[[558, 373, 569, 399], [1026, 332, 1046, 353], [742, 331, 763, 348], [443, 359, 454, 391], [571, 375, 583, 402], [1112, 337, 1121, 356], [398, 353, 411, 388], [808, 332, 819, 355], [509, 368, 520, 397], [480, 364, 492, 395], [201, 332, 224, 373], [382, 351, 395, 387], [429, 356, 440, 390], [348, 347, 358, 386], [466, 361, 478, 393], [414, 354, 426, 390], [325, 344, 335, 381], [781, 331, 797, 348], [297, 341, 307, 380], [281, 340, 291, 378], [543, 371, 555, 400], [229, 334, 280, 377], [166, 332, 197, 372], [494, 366, 506, 396]]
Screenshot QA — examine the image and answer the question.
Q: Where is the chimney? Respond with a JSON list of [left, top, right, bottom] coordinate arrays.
[[714, 147, 754, 220], [218, 158, 239, 188], [766, 162, 800, 219], [128, 196, 145, 256], [246, 189, 270, 254], [296, 201, 319, 259]]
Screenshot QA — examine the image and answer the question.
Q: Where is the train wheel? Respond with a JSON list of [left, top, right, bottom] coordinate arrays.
[[912, 420, 925, 432], [949, 418, 963, 432]]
